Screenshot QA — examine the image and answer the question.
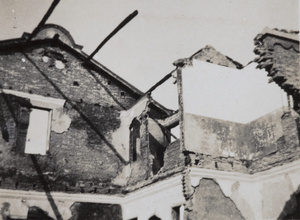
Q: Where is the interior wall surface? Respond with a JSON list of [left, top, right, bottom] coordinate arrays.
[[188, 160, 300, 220], [122, 175, 185, 220], [0, 190, 123, 219]]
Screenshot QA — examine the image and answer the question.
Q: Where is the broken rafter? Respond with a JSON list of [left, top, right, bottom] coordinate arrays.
[[151, 117, 178, 141], [27, 0, 61, 42], [158, 111, 179, 128], [145, 68, 177, 95], [84, 10, 138, 64]]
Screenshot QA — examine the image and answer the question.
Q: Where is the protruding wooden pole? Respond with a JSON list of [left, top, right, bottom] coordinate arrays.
[[84, 10, 138, 63], [145, 68, 177, 95], [27, 0, 61, 42]]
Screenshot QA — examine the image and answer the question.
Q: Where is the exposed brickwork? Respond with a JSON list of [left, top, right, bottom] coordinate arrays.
[[161, 139, 185, 172], [191, 45, 243, 69], [0, 41, 169, 194], [185, 110, 300, 173], [190, 153, 249, 173], [0, 46, 138, 108], [127, 115, 151, 186], [254, 30, 300, 114], [124, 166, 184, 193], [126, 115, 183, 186], [185, 178, 244, 220]]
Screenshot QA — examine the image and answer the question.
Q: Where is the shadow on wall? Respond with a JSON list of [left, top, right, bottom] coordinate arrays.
[[149, 134, 165, 175], [68, 202, 122, 220], [185, 178, 244, 220], [149, 215, 161, 220], [22, 52, 127, 164], [30, 155, 63, 220], [278, 185, 300, 219], [26, 206, 54, 220], [0, 202, 54, 220], [1, 202, 10, 220]]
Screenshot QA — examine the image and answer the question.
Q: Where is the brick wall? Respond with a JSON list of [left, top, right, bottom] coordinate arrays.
[[255, 33, 300, 114], [162, 139, 185, 172], [184, 110, 300, 173], [0, 42, 162, 193], [127, 115, 151, 186]]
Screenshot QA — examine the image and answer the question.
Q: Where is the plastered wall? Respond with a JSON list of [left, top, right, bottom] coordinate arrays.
[[188, 160, 300, 220]]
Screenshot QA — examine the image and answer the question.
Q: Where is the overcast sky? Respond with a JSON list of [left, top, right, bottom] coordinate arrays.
[[0, 0, 299, 104]]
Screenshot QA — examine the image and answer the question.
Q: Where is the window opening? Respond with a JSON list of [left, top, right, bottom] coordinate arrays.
[[149, 216, 161, 220], [172, 205, 184, 220], [130, 118, 141, 162]]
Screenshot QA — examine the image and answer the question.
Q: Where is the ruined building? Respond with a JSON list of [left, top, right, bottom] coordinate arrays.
[[0, 24, 299, 220]]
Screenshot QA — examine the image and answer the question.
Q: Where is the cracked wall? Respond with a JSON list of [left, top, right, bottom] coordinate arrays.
[[0, 44, 144, 193], [126, 116, 171, 186], [184, 108, 299, 164], [254, 31, 300, 114], [185, 178, 244, 220], [188, 162, 300, 220], [0, 194, 122, 220]]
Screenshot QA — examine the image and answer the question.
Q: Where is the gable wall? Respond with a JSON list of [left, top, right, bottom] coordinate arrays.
[[0, 44, 141, 193]]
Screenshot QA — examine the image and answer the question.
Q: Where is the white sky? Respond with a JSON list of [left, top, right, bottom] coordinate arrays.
[[182, 61, 289, 123], [0, 0, 299, 109]]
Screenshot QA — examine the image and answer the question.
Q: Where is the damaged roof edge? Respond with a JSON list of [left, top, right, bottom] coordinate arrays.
[[255, 27, 299, 42], [173, 45, 244, 69], [85, 57, 173, 115], [0, 35, 173, 116]]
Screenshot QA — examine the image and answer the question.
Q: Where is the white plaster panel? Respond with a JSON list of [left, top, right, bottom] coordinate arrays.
[[261, 175, 294, 219], [25, 108, 51, 155]]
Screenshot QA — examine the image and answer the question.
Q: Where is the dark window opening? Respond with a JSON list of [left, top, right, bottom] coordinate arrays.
[[172, 206, 181, 220], [149, 133, 166, 175], [69, 203, 122, 220], [130, 118, 141, 162], [149, 216, 161, 220], [73, 81, 79, 86], [27, 206, 54, 220], [15, 106, 31, 152], [120, 91, 125, 97]]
